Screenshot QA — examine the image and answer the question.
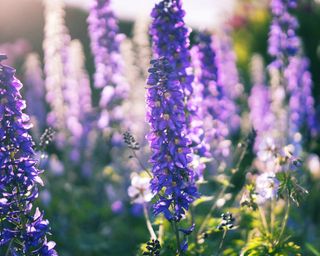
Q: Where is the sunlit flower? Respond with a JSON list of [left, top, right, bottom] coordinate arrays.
[[0, 54, 57, 255], [146, 57, 197, 221], [128, 173, 153, 204], [257, 137, 277, 162]]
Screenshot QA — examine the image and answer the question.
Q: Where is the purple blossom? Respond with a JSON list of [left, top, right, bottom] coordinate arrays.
[[150, 0, 209, 179], [149, 0, 193, 96], [23, 53, 47, 138], [268, 0, 318, 147], [192, 32, 239, 169], [248, 55, 275, 150], [268, 0, 299, 68], [0, 55, 57, 255], [146, 57, 197, 221], [285, 56, 318, 140], [87, 0, 129, 132], [65, 40, 93, 164]]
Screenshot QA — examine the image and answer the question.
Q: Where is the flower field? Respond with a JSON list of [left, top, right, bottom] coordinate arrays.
[[1, 0, 320, 255]]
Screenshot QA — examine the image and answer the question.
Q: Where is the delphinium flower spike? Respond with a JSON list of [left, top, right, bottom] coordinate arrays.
[[150, 0, 207, 179], [268, 0, 318, 151], [248, 54, 275, 151], [64, 39, 93, 164], [213, 30, 242, 133], [0, 54, 57, 255], [192, 32, 237, 171], [42, 0, 70, 147], [146, 57, 197, 222], [23, 53, 47, 140], [87, 0, 129, 135]]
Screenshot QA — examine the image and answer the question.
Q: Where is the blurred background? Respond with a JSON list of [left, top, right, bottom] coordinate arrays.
[[1, 0, 320, 255]]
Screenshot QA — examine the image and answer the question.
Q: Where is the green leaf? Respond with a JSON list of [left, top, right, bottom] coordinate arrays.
[[306, 243, 320, 256]]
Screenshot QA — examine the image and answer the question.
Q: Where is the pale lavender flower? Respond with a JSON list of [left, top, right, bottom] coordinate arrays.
[[255, 172, 280, 204], [87, 0, 129, 133], [43, 0, 70, 146], [248, 55, 275, 150], [23, 53, 47, 139]]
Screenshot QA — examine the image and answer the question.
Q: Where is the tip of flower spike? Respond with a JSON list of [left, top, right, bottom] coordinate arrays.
[[0, 54, 7, 62]]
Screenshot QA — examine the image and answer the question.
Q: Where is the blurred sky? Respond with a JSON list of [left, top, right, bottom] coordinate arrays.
[[65, 0, 236, 29]]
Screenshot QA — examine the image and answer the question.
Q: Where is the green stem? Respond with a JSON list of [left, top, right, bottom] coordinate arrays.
[[270, 198, 276, 237], [216, 229, 227, 256], [143, 203, 157, 240], [277, 198, 290, 245], [132, 149, 152, 178], [158, 216, 164, 244], [258, 205, 269, 234], [197, 186, 227, 237], [173, 221, 183, 255], [5, 239, 13, 256]]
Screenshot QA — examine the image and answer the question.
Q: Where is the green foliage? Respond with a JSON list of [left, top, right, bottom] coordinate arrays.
[[277, 172, 308, 207]]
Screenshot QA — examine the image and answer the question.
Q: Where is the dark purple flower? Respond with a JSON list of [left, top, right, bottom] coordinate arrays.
[[149, 0, 193, 96], [0, 55, 57, 255], [150, 0, 211, 180], [146, 57, 197, 222]]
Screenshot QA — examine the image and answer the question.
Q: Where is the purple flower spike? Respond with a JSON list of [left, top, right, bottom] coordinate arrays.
[[268, 0, 318, 146], [146, 57, 197, 222], [23, 53, 47, 138], [87, 0, 129, 132], [150, 0, 193, 97], [0, 55, 57, 255], [268, 0, 299, 68]]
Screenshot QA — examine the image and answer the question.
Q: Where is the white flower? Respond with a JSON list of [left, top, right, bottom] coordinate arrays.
[[256, 172, 280, 204], [257, 137, 277, 162], [128, 172, 154, 204]]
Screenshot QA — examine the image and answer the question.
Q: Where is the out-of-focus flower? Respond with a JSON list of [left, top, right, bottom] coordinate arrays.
[[248, 54, 275, 151], [146, 58, 197, 221], [87, 0, 129, 134], [23, 53, 47, 139], [0, 54, 57, 255], [255, 172, 280, 204], [257, 137, 277, 162], [111, 200, 124, 213], [43, 0, 71, 148], [49, 154, 64, 176], [306, 154, 320, 180], [128, 173, 153, 204]]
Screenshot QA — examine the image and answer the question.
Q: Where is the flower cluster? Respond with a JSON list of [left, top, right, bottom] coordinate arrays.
[[88, 0, 129, 132], [23, 53, 46, 138], [146, 57, 197, 221], [42, 0, 70, 136], [150, 0, 206, 176], [268, 0, 299, 68], [267, 0, 317, 153], [249, 55, 275, 150], [255, 172, 280, 204], [192, 32, 239, 170], [0, 55, 57, 255], [149, 0, 193, 96]]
